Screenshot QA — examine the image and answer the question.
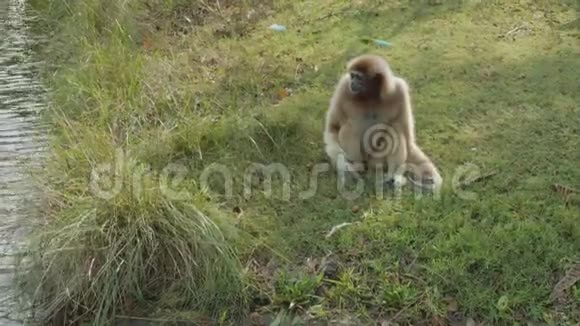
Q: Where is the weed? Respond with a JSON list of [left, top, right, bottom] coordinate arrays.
[[273, 271, 323, 309]]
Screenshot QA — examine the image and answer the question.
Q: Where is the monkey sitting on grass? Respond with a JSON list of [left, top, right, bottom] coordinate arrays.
[[323, 54, 442, 191]]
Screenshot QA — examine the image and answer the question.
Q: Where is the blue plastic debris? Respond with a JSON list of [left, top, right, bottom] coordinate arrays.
[[372, 39, 392, 48], [361, 38, 393, 48], [269, 24, 287, 32]]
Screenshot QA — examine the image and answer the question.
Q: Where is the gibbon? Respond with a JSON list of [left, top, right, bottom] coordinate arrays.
[[323, 54, 442, 190]]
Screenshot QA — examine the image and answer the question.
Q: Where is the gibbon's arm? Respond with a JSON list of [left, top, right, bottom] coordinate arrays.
[[394, 77, 431, 166], [396, 77, 442, 187], [324, 76, 349, 166]]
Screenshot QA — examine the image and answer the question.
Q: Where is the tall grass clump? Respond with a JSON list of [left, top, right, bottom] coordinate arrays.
[[29, 188, 246, 324], [23, 0, 249, 323]]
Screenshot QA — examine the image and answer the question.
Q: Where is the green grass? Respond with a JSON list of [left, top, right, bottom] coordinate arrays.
[[23, 0, 580, 325]]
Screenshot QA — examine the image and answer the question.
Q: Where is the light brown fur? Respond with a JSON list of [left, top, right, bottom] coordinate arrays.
[[323, 54, 442, 189]]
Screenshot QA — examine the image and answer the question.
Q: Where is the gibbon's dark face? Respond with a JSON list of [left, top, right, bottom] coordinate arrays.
[[349, 70, 382, 99]]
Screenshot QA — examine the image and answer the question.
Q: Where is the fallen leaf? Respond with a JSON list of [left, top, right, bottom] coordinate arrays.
[[430, 315, 446, 326], [552, 183, 579, 197], [305, 257, 319, 274], [496, 295, 509, 311], [142, 34, 153, 51], [249, 312, 265, 325], [446, 298, 458, 312], [277, 88, 289, 100]]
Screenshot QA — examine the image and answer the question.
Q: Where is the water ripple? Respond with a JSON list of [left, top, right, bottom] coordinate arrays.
[[0, 0, 46, 323]]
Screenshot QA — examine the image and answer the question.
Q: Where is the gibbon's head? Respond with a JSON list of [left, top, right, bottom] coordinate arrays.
[[346, 54, 396, 100]]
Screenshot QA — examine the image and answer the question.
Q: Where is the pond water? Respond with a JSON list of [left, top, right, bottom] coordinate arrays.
[[0, 0, 45, 323]]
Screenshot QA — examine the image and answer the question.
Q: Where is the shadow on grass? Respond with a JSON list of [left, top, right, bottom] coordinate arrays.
[[182, 0, 578, 214], [183, 39, 580, 319], [384, 0, 467, 38], [559, 0, 579, 33]]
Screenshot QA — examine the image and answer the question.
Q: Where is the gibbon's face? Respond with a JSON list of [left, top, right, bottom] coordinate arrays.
[[349, 70, 382, 99]]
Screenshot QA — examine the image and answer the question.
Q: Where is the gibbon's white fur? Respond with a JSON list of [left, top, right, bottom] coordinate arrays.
[[323, 54, 442, 190]]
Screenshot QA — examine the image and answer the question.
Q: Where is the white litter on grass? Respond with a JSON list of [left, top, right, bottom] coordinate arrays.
[[325, 222, 358, 238], [269, 24, 287, 32]]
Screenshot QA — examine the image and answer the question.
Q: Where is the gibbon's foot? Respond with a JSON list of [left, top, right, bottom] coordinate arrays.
[[336, 155, 364, 185], [406, 172, 440, 192], [383, 173, 407, 189]]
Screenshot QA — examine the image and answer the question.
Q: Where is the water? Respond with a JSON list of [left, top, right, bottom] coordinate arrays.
[[0, 0, 46, 323]]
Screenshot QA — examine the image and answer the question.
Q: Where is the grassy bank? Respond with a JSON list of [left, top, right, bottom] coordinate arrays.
[[24, 0, 579, 325]]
